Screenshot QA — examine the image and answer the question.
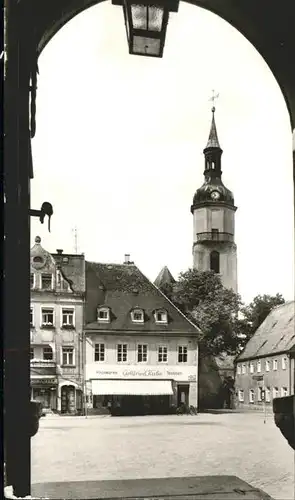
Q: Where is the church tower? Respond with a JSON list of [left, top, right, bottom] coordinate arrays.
[[191, 106, 238, 293]]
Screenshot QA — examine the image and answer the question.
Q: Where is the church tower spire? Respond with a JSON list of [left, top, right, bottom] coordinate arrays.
[[191, 103, 238, 293]]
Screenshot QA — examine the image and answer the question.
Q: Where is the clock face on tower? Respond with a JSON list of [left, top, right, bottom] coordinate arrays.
[[211, 190, 220, 201]]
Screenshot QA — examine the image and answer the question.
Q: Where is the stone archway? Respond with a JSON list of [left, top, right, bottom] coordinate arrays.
[[4, 0, 295, 496]]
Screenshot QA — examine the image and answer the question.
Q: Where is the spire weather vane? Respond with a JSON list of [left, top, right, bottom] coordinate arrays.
[[209, 90, 219, 112]]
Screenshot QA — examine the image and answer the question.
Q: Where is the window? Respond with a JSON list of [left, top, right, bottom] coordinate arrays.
[[30, 307, 34, 327], [265, 387, 270, 402], [43, 347, 53, 360], [257, 386, 263, 401], [154, 310, 168, 324], [30, 274, 35, 289], [62, 308, 74, 327], [238, 390, 244, 402], [178, 346, 188, 363], [41, 308, 54, 326], [281, 387, 288, 397], [41, 274, 52, 290], [273, 387, 279, 399], [257, 360, 261, 373], [158, 346, 168, 363], [282, 357, 287, 370], [265, 360, 270, 372], [62, 347, 74, 365], [249, 389, 255, 403], [137, 344, 148, 362], [97, 307, 110, 322], [210, 251, 220, 273], [94, 343, 105, 362], [237, 364, 241, 375], [249, 362, 254, 373], [212, 228, 219, 240], [30, 348, 34, 360], [117, 344, 127, 362], [242, 364, 246, 374], [273, 359, 278, 371], [131, 308, 144, 323]]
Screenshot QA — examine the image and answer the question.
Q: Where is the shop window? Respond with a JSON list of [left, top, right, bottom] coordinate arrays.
[[137, 344, 148, 362], [43, 347, 53, 360], [238, 390, 244, 402], [41, 308, 54, 327], [265, 360, 270, 372], [178, 345, 188, 363], [273, 387, 279, 399], [30, 274, 35, 289], [97, 307, 110, 323], [257, 386, 263, 401], [282, 357, 287, 370], [30, 307, 34, 327], [62, 308, 75, 327], [281, 387, 288, 397], [117, 344, 127, 362], [41, 273, 53, 290], [273, 359, 278, 371], [94, 343, 105, 362], [249, 362, 254, 373], [62, 347, 75, 366], [30, 348, 34, 360], [257, 360, 261, 373], [249, 389, 254, 403], [154, 309, 168, 324], [210, 251, 220, 273], [265, 387, 270, 402], [158, 346, 167, 363], [131, 308, 144, 323]]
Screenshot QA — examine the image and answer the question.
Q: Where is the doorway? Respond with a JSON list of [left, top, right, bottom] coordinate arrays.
[[61, 385, 76, 414]]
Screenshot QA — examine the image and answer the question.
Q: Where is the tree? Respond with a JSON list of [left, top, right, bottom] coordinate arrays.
[[169, 269, 243, 357], [239, 293, 285, 342]]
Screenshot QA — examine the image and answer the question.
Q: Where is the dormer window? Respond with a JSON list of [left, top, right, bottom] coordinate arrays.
[[97, 307, 110, 323], [131, 308, 144, 323], [154, 309, 168, 324]]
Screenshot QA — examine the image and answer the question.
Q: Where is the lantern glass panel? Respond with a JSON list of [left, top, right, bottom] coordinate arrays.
[[147, 6, 164, 31], [132, 36, 161, 56], [131, 5, 148, 30]]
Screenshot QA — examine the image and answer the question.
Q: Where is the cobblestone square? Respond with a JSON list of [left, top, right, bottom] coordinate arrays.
[[31, 412, 294, 500]]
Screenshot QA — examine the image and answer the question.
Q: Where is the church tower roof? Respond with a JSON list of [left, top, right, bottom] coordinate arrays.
[[191, 106, 236, 212], [154, 266, 176, 288], [205, 107, 220, 149]]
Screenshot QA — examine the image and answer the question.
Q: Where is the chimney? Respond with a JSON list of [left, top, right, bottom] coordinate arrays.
[[124, 254, 130, 264], [56, 249, 63, 255]]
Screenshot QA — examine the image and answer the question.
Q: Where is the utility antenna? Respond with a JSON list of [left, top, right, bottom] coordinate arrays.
[[73, 226, 78, 254]]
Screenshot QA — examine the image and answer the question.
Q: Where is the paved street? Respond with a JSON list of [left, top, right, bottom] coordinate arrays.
[[31, 413, 294, 500]]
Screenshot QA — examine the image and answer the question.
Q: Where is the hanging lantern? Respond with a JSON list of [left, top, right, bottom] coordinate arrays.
[[113, 0, 179, 57]]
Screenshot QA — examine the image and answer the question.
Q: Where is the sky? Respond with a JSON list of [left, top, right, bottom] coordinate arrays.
[[30, 2, 294, 305]]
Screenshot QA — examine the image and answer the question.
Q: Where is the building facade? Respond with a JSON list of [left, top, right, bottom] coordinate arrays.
[[191, 106, 238, 293], [84, 259, 200, 415], [235, 301, 295, 411], [30, 237, 85, 414]]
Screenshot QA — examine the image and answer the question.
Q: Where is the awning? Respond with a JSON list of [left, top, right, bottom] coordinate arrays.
[[91, 379, 173, 396]]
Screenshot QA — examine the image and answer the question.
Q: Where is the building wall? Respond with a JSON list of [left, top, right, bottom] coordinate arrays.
[[85, 333, 199, 409], [193, 242, 237, 293], [193, 206, 235, 236], [235, 353, 294, 410]]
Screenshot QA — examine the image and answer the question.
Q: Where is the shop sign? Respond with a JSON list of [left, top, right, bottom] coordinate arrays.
[[31, 378, 57, 385], [85, 364, 197, 382]]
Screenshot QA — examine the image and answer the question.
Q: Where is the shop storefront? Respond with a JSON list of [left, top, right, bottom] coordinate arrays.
[[86, 365, 198, 416], [31, 376, 57, 411]]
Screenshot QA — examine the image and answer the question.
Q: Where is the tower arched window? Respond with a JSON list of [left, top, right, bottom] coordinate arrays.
[[210, 251, 220, 273]]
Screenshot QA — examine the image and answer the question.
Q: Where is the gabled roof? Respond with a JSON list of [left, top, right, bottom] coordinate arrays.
[[85, 262, 200, 335], [154, 266, 176, 288], [237, 301, 295, 361], [52, 253, 85, 294]]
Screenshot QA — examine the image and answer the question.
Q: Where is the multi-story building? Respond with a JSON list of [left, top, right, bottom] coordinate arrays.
[[235, 301, 295, 410], [84, 257, 200, 415], [30, 236, 85, 414]]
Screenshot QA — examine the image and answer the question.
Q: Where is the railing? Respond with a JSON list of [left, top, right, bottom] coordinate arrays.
[[196, 232, 234, 242]]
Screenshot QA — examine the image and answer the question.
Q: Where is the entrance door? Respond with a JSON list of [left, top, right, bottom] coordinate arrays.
[[177, 384, 189, 407], [61, 386, 76, 414]]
